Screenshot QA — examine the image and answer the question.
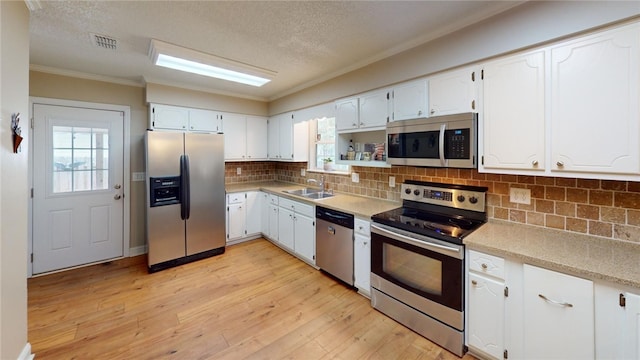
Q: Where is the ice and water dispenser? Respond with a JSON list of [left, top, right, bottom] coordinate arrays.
[[149, 176, 181, 207]]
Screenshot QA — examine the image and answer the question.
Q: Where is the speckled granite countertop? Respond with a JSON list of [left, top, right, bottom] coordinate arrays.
[[465, 219, 640, 288], [225, 181, 400, 219]]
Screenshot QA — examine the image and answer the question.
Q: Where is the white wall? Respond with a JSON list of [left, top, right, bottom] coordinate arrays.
[[0, 1, 30, 359]]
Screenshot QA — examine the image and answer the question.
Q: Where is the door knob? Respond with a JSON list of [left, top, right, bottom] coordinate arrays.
[[114, 194, 122, 200], [114, 184, 121, 189]]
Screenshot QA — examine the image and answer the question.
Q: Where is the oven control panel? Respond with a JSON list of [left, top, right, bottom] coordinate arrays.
[[401, 182, 486, 212]]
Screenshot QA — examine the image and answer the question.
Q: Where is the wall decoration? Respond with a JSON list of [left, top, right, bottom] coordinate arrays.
[[11, 112, 23, 153]]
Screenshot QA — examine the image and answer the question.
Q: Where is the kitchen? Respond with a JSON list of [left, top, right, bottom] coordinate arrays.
[[3, 1, 640, 359]]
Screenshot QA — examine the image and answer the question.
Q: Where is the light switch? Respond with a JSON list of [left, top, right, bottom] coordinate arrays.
[[351, 172, 359, 183], [389, 176, 396, 188]]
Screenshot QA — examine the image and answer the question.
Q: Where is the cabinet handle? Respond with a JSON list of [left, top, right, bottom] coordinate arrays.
[[360, 122, 364, 126], [471, 280, 478, 285], [471, 100, 476, 110], [532, 160, 538, 166], [363, 241, 368, 245], [352, 123, 357, 127], [556, 161, 564, 167], [538, 294, 573, 308], [430, 109, 435, 115], [418, 110, 422, 116], [481, 263, 488, 269]]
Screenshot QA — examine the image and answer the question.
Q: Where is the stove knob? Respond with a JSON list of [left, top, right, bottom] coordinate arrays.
[[405, 188, 412, 195], [469, 196, 478, 204], [457, 195, 465, 203], [414, 189, 420, 196]]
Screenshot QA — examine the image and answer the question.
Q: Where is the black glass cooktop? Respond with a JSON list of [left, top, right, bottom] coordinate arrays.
[[371, 206, 485, 244]]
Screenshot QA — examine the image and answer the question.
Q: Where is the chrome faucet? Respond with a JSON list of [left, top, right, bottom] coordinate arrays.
[[307, 175, 325, 192]]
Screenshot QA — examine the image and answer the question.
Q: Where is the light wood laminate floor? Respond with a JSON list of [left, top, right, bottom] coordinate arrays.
[[28, 238, 477, 359]]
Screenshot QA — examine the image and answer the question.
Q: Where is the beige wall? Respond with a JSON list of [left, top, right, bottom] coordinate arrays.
[[1, 1, 30, 358], [146, 82, 268, 116], [269, 1, 640, 114], [30, 71, 148, 250]]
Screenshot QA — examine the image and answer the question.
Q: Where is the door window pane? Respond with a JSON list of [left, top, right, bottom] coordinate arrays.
[[52, 126, 110, 193]]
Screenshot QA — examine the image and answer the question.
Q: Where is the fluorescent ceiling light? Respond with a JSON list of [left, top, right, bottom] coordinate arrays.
[[149, 39, 275, 87]]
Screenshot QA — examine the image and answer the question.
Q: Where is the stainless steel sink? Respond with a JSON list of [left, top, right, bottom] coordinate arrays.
[[302, 192, 334, 200], [283, 188, 334, 199], [283, 188, 321, 196]]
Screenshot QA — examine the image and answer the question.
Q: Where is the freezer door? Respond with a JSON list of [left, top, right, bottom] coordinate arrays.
[[184, 132, 226, 255], [146, 131, 186, 265]]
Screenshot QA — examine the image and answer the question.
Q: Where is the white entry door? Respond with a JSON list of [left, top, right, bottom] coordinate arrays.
[[32, 104, 125, 274]]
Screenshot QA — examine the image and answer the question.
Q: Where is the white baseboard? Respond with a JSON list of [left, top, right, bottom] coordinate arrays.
[[18, 343, 34, 360], [129, 245, 147, 257]]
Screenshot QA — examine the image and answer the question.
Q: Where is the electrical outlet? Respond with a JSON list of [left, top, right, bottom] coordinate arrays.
[[132, 172, 145, 182], [300, 168, 306, 177], [236, 167, 242, 175], [510, 187, 531, 205], [351, 172, 359, 183], [389, 176, 396, 188]]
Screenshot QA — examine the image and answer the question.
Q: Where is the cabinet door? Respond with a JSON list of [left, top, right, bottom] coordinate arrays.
[[152, 104, 188, 130], [294, 213, 315, 264], [523, 264, 594, 359], [467, 272, 505, 360], [595, 283, 640, 360], [277, 207, 294, 250], [393, 79, 428, 120], [226, 202, 245, 241], [189, 108, 221, 132], [429, 68, 477, 116], [245, 191, 261, 236], [335, 98, 359, 131], [260, 192, 270, 236], [291, 120, 309, 162], [246, 116, 268, 160], [354, 233, 371, 294], [359, 89, 389, 129], [223, 114, 247, 160], [268, 115, 280, 159], [550, 23, 640, 175], [482, 50, 546, 172], [279, 114, 294, 160], [268, 204, 279, 240]]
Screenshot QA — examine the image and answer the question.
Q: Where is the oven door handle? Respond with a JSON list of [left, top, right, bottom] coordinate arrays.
[[438, 123, 447, 167], [371, 224, 461, 254]]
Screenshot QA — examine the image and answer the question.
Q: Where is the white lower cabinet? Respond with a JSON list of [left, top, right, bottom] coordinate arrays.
[[467, 250, 506, 360], [276, 197, 315, 265], [354, 218, 371, 296], [595, 283, 640, 360], [522, 264, 594, 359], [226, 191, 261, 244]]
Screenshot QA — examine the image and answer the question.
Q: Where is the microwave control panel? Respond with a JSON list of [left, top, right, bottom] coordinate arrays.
[[444, 128, 470, 159]]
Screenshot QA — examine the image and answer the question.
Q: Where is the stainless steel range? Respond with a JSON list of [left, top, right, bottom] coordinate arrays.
[[370, 180, 488, 357]]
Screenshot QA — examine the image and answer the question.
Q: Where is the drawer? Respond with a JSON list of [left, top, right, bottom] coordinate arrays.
[[227, 192, 244, 204], [268, 194, 279, 205], [355, 218, 370, 236], [279, 197, 314, 217], [469, 250, 505, 280]]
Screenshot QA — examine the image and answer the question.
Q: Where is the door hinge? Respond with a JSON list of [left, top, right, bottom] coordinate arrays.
[[30, 188, 34, 198], [31, 253, 33, 263], [504, 349, 508, 359], [244, 193, 247, 199], [226, 206, 229, 211], [386, 92, 390, 100], [471, 71, 475, 82], [481, 155, 484, 165], [481, 69, 484, 80], [471, 100, 476, 110], [620, 293, 627, 307], [504, 286, 509, 297], [31, 117, 34, 129]]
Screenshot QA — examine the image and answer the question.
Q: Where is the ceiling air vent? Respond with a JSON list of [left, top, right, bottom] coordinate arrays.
[[90, 33, 117, 50]]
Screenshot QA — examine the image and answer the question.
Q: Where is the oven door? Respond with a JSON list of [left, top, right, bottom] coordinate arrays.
[[370, 223, 464, 329]]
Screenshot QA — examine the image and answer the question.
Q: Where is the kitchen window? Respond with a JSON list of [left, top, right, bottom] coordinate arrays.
[[310, 116, 348, 173]]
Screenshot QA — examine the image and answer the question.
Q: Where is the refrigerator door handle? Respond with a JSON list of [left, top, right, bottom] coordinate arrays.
[[180, 154, 191, 220]]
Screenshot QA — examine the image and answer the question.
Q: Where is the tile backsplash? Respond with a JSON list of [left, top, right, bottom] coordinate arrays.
[[226, 162, 640, 243]]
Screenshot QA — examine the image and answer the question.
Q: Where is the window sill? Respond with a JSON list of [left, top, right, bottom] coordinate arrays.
[[307, 168, 351, 176]]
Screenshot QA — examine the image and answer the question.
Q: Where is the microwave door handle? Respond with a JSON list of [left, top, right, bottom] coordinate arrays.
[[439, 123, 446, 166]]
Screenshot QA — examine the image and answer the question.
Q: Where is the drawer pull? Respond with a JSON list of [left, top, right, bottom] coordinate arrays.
[[481, 263, 488, 269], [471, 280, 478, 286], [538, 294, 573, 308]]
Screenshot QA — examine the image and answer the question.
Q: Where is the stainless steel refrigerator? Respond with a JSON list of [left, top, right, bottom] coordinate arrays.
[[145, 130, 225, 272]]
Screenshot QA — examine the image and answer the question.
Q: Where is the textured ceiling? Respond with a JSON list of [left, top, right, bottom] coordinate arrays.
[[29, 1, 522, 101]]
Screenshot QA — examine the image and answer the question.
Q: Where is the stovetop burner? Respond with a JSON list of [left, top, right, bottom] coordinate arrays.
[[371, 181, 488, 245]]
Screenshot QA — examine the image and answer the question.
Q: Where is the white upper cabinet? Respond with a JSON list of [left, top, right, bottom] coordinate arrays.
[[150, 103, 222, 133], [428, 67, 478, 116], [336, 89, 389, 133], [268, 112, 309, 161], [550, 22, 640, 176], [223, 113, 268, 161], [481, 50, 546, 172], [392, 78, 428, 121]]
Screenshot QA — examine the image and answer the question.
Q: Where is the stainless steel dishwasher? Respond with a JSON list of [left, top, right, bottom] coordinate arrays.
[[315, 206, 355, 285]]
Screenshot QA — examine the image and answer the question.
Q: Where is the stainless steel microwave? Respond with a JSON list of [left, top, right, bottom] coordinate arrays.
[[386, 112, 477, 168]]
